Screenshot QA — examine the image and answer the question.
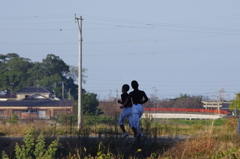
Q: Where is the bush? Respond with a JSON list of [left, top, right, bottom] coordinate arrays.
[[7, 114, 19, 124], [82, 115, 115, 125], [3, 129, 59, 159]]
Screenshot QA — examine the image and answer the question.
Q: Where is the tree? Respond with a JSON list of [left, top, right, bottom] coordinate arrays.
[[0, 53, 89, 101], [0, 54, 33, 91], [229, 93, 240, 111], [0, 54, 8, 64], [67, 65, 88, 84], [156, 94, 202, 108], [82, 92, 100, 115], [6, 53, 19, 59], [26, 62, 45, 86], [41, 54, 69, 77], [6, 57, 33, 90], [0, 54, 8, 90], [27, 54, 78, 99]]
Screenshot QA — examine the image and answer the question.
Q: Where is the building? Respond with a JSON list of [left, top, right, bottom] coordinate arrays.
[[15, 86, 53, 100], [0, 86, 74, 119], [0, 90, 16, 101]]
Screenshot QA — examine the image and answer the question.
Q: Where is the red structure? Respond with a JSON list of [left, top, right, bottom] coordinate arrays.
[[144, 108, 230, 114]]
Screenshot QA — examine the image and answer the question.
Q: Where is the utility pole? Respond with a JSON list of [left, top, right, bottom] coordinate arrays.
[[116, 89, 118, 109], [69, 89, 70, 100], [75, 15, 83, 130], [219, 88, 225, 101], [62, 81, 64, 100], [235, 99, 237, 117], [153, 87, 158, 110]]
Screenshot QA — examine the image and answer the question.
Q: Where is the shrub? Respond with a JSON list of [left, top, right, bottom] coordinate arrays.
[[3, 129, 59, 159], [7, 114, 19, 124]]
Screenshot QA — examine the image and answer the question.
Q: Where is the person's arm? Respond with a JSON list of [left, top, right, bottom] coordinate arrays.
[[118, 99, 122, 104], [118, 94, 123, 104], [141, 91, 148, 104], [119, 98, 128, 109], [122, 93, 131, 107]]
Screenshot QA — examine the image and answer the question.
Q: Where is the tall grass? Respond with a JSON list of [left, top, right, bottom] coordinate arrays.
[[1, 116, 240, 158]]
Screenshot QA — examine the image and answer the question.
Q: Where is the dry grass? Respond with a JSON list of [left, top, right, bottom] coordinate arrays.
[[1, 117, 240, 158], [161, 117, 240, 159]]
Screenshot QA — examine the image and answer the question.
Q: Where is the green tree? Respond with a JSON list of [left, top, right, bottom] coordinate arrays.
[[0, 53, 89, 102], [41, 54, 69, 77], [82, 92, 101, 115], [6, 57, 33, 90], [6, 52, 19, 59], [229, 93, 240, 111], [0, 54, 8, 64], [26, 62, 45, 86], [26, 54, 78, 99], [0, 54, 8, 90], [0, 54, 33, 90]]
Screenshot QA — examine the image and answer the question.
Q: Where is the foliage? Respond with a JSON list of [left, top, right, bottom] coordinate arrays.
[[7, 114, 19, 124], [82, 92, 101, 115], [0, 53, 101, 117], [0, 53, 33, 90], [96, 142, 116, 159], [2, 117, 240, 158], [224, 117, 238, 131], [155, 94, 203, 109], [0, 53, 87, 100], [34, 132, 46, 158], [82, 115, 115, 125], [229, 93, 240, 111], [2, 129, 59, 159], [167, 119, 227, 126], [56, 114, 77, 125], [2, 151, 9, 159], [15, 129, 35, 159], [67, 65, 88, 84]]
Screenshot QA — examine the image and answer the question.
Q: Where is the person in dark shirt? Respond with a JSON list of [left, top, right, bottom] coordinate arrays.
[[118, 84, 134, 139], [124, 80, 148, 141]]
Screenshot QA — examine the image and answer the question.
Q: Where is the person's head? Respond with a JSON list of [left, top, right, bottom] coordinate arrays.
[[122, 84, 130, 93], [131, 80, 139, 90]]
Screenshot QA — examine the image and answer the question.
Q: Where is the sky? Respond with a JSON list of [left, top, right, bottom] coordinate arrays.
[[0, 1, 240, 101]]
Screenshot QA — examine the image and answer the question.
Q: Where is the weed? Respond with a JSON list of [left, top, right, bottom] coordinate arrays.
[[2, 129, 59, 159]]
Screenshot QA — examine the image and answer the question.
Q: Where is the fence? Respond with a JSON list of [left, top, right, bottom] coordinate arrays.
[[144, 108, 230, 114]]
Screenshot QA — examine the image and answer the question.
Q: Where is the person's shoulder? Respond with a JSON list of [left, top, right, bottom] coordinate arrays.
[[128, 91, 134, 95], [139, 90, 146, 94], [122, 92, 129, 96]]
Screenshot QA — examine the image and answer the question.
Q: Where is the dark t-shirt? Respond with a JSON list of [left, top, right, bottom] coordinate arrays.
[[128, 89, 148, 105], [121, 93, 132, 108]]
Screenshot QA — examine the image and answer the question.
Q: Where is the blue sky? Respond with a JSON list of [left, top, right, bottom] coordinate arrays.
[[1, 1, 240, 101]]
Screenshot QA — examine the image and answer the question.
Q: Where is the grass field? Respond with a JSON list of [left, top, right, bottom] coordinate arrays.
[[1, 116, 240, 158]]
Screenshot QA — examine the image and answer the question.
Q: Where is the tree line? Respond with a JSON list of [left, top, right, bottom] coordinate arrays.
[[1, 53, 236, 117], [0, 53, 100, 115]]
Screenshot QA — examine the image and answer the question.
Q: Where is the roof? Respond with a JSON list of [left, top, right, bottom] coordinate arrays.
[[24, 94, 49, 100], [15, 86, 51, 94], [0, 100, 74, 107], [0, 92, 16, 99]]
